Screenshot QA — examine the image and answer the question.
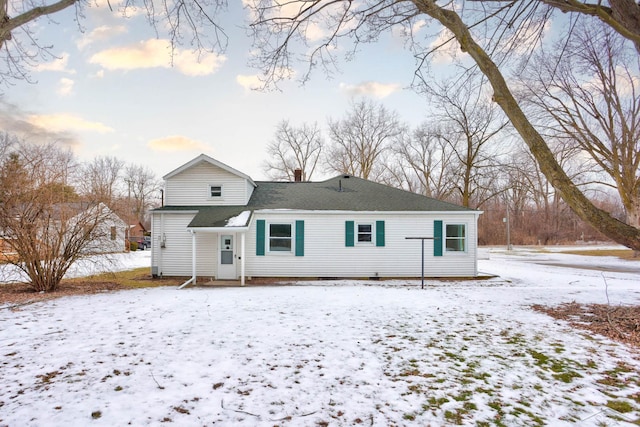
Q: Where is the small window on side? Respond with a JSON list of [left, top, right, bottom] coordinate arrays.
[[357, 223, 372, 243], [210, 185, 222, 198], [445, 224, 466, 252]]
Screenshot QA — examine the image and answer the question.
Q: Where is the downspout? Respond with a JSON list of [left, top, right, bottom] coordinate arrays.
[[179, 229, 197, 289]]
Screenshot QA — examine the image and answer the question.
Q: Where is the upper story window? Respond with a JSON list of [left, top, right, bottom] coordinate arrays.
[[445, 224, 466, 252], [209, 185, 222, 198], [357, 223, 372, 243]]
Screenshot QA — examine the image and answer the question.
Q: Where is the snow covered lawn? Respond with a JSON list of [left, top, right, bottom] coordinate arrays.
[[1, 247, 639, 426]]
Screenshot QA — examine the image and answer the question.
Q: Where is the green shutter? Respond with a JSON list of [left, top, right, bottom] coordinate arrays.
[[295, 220, 304, 256], [434, 220, 443, 257], [256, 219, 265, 256], [345, 221, 354, 247], [376, 220, 385, 247]]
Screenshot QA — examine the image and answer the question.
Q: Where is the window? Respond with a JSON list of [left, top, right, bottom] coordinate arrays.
[[210, 185, 222, 198], [110, 226, 116, 240], [445, 224, 466, 252], [357, 223, 372, 243], [269, 223, 292, 252]]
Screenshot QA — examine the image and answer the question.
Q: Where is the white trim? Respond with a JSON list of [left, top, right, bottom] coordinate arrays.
[[240, 232, 246, 286], [356, 222, 373, 245], [154, 210, 199, 214], [255, 209, 482, 216], [163, 154, 257, 187], [186, 226, 250, 232], [443, 222, 468, 254], [267, 221, 294, 254], [208, 184, 223, 199]]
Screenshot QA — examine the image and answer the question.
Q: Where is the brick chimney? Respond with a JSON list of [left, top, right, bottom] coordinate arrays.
[[294, 168, 302, 182]]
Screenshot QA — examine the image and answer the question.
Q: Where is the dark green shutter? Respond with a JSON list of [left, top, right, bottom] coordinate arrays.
[[376, 220, 385, 247], [256, 219, 265, 256], [295, 220, 304, 256], [434, 220, 443, 257], [345, 221, 354, 247]]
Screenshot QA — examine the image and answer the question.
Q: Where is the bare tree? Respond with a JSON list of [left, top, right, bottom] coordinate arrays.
[[426, 77, 509, 207], [522, 25, 640, 229], [0, 138, 116, 291], [123, 164, 160, 224], [387, 122, 457, 200], [263, 120, 324, 181], [79, 155, 125, 205], [243, 0, 640, 249], [326, 99, 404, 181]]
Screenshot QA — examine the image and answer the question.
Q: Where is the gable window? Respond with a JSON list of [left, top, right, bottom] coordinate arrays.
[[269, 223, 292, 252], [357, 223, 373, 243], [445, 224, 466, 252], [209, 185, 222, 198]]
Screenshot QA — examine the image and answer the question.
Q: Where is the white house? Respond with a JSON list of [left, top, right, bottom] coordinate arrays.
[[151, 154, 482, 286]]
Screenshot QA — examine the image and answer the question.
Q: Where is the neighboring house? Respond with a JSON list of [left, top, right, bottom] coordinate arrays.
[[0, 231, 16, 259], [151, 154, 482, 286], [74, 203, 128, 254], [128, 221, 149, 249], [1, 203, 128, 259]]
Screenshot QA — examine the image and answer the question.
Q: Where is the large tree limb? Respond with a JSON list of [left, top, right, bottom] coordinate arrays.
[[0, 0, 78, 45], [540, 0, 640, 52], [414, 0, 640, 250]]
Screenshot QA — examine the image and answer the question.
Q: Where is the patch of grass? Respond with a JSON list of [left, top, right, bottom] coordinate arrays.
[[606, 400, 635, 413], [444, 410, 464, 425], [91, 411, 102, 419], [553, 370, 582, 383], [402, 413, 416, 421], [65, 267, 182, 289], [559, 249, 636, 260], [424, 396, 449, 409]]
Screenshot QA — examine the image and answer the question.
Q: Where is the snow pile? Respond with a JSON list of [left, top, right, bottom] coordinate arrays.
[[1, 248, 639, 426], [226, 211, 251, 227], [0, 250, 151, 284]]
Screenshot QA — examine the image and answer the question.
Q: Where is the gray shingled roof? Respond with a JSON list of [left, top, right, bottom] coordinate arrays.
[[154, 175, 477, 228]]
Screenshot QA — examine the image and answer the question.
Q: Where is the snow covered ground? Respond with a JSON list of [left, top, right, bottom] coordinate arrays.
[[1, 247, 639, 426]]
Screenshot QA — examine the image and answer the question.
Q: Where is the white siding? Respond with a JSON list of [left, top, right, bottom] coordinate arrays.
[[164, 162, 253, 206], [152, 210, 479, 279], [245, 211, 479, 278], [151, 212, 197, 276], [195, 232, 217, 278]]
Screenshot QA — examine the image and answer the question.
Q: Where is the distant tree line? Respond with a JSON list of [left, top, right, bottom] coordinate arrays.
[[264, 24, 637, 247]]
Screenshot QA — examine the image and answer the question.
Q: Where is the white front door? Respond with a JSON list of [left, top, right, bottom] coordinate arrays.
[[218, 234, 236, 280]]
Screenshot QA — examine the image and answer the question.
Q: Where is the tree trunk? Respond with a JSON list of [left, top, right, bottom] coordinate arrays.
[[416, 0, 640, 251]]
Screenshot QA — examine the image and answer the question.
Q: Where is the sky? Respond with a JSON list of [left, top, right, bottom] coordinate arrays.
[[0, 1, 480, 183], [1, 247, 640, 426]]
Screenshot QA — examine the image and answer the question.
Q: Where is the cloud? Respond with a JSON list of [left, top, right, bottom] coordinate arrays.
[[57, 78, 74, 96], [77, 25, 127, 50], [428, 28, 461, 65], [147, 135, 210, 152], [236, 74, 263, 91], [26, 113, 114, 134], [89, 39, 226, 76], [36, 53, 76, 74], [339, 81, 401, 98], [0, 102, 79, 148]]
